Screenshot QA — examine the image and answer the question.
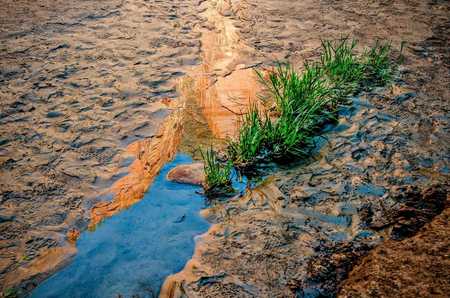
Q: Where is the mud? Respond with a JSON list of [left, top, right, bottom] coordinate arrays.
[[339, 207, 450, 298], [1, 0, 449, 296], [0, 0, 205, 292], [162, 0, 449, 297]]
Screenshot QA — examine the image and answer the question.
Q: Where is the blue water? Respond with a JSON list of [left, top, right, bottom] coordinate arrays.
[[32, 154, 209, 298]]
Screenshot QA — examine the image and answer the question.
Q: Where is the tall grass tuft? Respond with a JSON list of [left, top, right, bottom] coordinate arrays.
[[201, 147, 233, 195], [320, 38, 365, 97], [263, 67, 332, 158], [362, 40, 393, 86], [227, 38, 395, 169], [257, 63, 331, 115], [227, 104, 265, 164]]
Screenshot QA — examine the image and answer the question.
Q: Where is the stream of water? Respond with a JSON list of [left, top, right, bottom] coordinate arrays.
[[31, 154, 209, 297]]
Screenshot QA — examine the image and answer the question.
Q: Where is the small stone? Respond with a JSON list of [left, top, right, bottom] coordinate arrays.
[[167, 163, 205, 185]]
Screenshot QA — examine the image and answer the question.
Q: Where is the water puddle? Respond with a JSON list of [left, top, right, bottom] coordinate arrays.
[[31, 154, 209, 297]]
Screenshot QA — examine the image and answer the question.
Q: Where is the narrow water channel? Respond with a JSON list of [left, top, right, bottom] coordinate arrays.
[[31, 154, 209, 297]]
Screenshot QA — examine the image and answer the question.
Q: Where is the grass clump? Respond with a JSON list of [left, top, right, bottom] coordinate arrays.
[[201, 38, 395, 195], [259, 63, 331, 114], [362, 40, 393, 86], [227, 104, 265, 165], [201, 147, 233, 195], [227, 38, 395, 168], [320, 38, 365, 97], [259, 63, 332, 159], [3, 288, 18, 298]]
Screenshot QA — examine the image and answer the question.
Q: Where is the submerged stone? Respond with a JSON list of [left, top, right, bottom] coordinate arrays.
[[167, 163, 205, 185]]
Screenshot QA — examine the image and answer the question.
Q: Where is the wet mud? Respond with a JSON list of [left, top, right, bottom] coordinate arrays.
[[0, 0, 205, 292], [162, 0, 449, 297], [0, 0, 449, 296], [340, 206, 450, 298]]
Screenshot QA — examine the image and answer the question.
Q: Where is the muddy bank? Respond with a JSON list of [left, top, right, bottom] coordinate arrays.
[[340, 207, 450, 298], [0, 0, 206, 292], [162, 0, 449, 296]]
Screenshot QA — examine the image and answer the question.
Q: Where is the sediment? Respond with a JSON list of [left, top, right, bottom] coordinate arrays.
[[162, 0, 449, 297], [0, 0, 204, 293], [0, 0, 448, 296]]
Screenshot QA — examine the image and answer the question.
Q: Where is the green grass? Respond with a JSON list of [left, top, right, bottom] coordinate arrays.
[[227, 38, 395, 167], [201, 147, 233, 195], [202, 38, 395, 195], [258, 63, 331, 115], [3, 288, 18, 298], [260, 63, 332, 159], [227, 104, 265, 164], [362, 40, 393, 86], [320, 38, 365, 97]]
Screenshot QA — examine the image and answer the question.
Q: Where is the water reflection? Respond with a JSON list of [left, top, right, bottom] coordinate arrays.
[[32, 154, 209, 298]]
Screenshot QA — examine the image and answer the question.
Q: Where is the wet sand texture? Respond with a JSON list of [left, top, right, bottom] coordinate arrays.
[[161, 0, 449, 297], [0, 0, 449, 296], [0, 0, 205, 291], [340, 205, 450, 298]]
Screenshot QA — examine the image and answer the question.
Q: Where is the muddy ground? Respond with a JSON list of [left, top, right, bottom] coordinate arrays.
[[162, 0, 449, 297], [0, 0, 449, 296], [0, 0, 206, 292]]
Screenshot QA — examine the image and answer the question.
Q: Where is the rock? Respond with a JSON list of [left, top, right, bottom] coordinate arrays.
[[167, 163, 205, 185]]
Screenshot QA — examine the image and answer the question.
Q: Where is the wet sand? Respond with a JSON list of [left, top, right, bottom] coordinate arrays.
[[0, 0, 205, 291], [1, 0, 449, 296], [162, 0, 449, 297]]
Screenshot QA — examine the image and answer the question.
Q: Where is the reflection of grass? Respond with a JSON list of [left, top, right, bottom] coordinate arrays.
[[201, 147, 233, 196], [228, 38, 395, 166]]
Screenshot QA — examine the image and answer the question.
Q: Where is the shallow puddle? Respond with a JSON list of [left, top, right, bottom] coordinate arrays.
[[31, 154, 209, 297]]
